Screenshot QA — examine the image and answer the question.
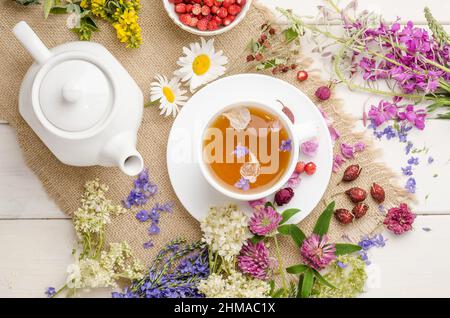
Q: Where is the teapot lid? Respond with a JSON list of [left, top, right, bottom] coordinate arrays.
[[38, 59, 112, 132]]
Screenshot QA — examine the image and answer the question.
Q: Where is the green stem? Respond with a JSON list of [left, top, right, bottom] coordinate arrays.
[[50, 284, 68, 298], [273, 236, 288, 296]]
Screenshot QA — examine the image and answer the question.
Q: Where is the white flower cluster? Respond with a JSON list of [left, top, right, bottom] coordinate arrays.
[[66, 242, 144, 289], [73, 179, 125, 238], [200, 205, 251, 262], [198, 270, 270, 298]]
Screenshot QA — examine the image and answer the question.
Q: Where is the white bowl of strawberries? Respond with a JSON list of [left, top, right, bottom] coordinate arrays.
[[163, 0, 252, 36]]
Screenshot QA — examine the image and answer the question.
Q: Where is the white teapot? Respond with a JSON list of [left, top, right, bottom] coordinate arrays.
[[13, 21, 144, 176]]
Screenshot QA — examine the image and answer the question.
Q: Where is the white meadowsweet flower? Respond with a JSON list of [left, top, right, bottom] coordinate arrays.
[[198, 270, 270, 298], [174, 38, 228, 92], [150, 75, 188, 117], [200, 205, 251, 263]]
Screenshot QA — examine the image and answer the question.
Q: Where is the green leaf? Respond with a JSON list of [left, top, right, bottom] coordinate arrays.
[[437, 112, 450, 119], [283, 27, 299, 43], [49, 6, 67, 14], [286, 264, 309, 274], [312, 201, 335, 236], [265, 201, 276, 209], [277, 224, 306, 247], [44, 0, 55, 19], [311, 268, 335, 289], [271, 288, 286, 298], [300, 269, 314, 298], [280, 208, 301, 224], [250, 235, 264, 244], [334, 243, 362, 256]]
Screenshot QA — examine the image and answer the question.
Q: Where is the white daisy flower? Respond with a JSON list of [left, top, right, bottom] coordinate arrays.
[[174, 38, 228, 92], [150, 75, 188, 117]]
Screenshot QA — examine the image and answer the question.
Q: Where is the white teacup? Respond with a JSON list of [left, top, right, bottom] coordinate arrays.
[[197, 100, 318, 201]]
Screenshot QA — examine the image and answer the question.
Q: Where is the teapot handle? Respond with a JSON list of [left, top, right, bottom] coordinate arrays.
[[13, 21, 51, 65]]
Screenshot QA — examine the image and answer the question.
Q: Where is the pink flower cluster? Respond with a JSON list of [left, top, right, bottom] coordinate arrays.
[[368, 99, 426, 130], [353, 20, 450, 94], [237, 241, 277, 280], [300, 234, 336, 270], [383, 203, 416, 235]]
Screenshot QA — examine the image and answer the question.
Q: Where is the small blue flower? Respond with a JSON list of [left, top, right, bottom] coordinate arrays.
[[336, 261, 347, 269], [383, 126, 396, 140], [407, 157, 419, 165], [405, 141, 413, 155], [279, 139, 292, 152], [45, 287, 56, 298], [401, 165, 413, 176], [136, 210, 150, 222], [233, 144, 249, 158], [234, 177, 250, 191], [428, 156, 434, 164], [148, 223, 160, 235], [148, 209, 160, 223], [378, 204, 385, 214], [405, 177, 416, 193], [143, 240, 154, 249]]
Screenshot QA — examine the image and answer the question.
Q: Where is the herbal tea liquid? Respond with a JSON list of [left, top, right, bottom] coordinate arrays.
[[203, 106, 292, 193]]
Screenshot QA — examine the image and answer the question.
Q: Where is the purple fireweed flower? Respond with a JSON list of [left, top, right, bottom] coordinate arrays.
[[401, 165, 413, 176], [300, 234, 336, 270], [136, 210, 150, 222], [368, 100, 398, 127], [234, 177, 250, 191], [248, 198, 267, 211], [397, 105, 426, 130], [237, 241, 277, 280], [280, 139, 292, 152], [249, 206, 282, 236], [287, 171, 301, 188], [407, 157, 419, 165], [233, 144, 249, 158], [384, 203, 416, 235], [354, 141, 366, 152], [405, 177, 416, 193], [340, 143, 354, 159], [45, 287, 56, 298], [332, 154, 345, 173], [329, 125, 341, 142], [301, 139, 319, 157]]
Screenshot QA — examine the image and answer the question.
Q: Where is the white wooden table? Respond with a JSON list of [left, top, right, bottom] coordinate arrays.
[[1, 0, 450, 298]]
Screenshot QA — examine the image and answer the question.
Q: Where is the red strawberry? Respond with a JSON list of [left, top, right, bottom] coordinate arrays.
[[197, 18, 209, 31]]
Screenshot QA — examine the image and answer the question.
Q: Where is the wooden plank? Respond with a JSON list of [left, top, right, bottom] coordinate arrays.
[[260, 0, 450, 24], [0, 216, 448, 297], [364, 215, 450, 297], [0, 220, 106, 298]]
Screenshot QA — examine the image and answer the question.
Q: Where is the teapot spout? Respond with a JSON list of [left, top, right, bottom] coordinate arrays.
[[13, 21, 52, 65], [102, 132, 144, 176]]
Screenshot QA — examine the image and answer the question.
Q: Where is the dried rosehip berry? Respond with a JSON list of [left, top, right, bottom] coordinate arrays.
[[304, 162, 316, 175], [295, 161, 306, 174], [352, 203, 368, 219], [296, 70, 308, 82], [345, 187, 367, 203], [371, 183, 385, 203], [315, 86, 331, 100], [334, 209, 354, 224], [342, 164, 361, 182], [246, 54, 255, 62]]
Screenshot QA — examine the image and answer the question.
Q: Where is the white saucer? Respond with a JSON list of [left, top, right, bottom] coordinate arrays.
[[167, 74, 333, 224]]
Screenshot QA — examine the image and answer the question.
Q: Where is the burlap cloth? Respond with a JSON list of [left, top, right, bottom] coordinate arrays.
[[0, 1, 410, 267]]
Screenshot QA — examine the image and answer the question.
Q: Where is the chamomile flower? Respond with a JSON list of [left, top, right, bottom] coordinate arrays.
[[150, 75, 188, 117], [174, 38, 228, 92]]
